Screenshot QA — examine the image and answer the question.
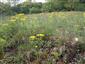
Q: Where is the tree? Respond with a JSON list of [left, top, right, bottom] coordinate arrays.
[[0, 2, 13, 15], [7, 0, 19, 6], [26, 0, 32, 3]]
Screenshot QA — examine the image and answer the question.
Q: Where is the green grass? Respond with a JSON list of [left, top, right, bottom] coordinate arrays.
[[0, 12, 85, 47], [27, 12, 85, 40], [0, 12, 85, 49], [0, 12, 85, 64]]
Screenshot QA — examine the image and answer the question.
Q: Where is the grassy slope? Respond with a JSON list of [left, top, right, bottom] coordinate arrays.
[[0, 12, 85, 64], [0, 12, 85, 43], [0, 12, 85, 44], [28, 12, 85, 38]]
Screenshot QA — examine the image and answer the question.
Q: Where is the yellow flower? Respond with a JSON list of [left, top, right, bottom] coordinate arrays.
[[29, 36, 36, 40], [36, 34, 45, 37], [16, 13, 25, 17]]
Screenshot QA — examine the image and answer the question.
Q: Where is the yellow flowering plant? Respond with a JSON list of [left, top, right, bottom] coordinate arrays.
[[10, 13, 28, 23], [36, 34, 45, 37], [16, 13, 25, 17], [57, 12, 66, 19], [29, 36, 36, 41]]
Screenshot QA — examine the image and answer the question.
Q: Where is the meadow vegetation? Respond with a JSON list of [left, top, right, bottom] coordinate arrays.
[[0, 12, 85, 64]]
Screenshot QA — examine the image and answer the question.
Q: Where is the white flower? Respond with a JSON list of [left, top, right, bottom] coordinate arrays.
[[74, 37, 79, 42], [35, 46, 38, 48]]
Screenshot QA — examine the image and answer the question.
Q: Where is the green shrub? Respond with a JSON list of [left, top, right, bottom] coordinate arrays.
[[75, 3, 85, 11], [29, 7, 42, 13]]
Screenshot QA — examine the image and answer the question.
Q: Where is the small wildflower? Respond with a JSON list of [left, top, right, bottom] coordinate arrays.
[[74, 37, 79, 42], [35, 46, 38, 48], [36, 34, 45, 37], [29, 36, 36, 40]]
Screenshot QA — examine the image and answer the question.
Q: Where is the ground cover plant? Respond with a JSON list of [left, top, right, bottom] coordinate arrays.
[[0, 12, 85, 64]]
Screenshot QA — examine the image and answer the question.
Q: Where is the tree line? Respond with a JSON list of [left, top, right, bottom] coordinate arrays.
[[0, 0, 85, 15]]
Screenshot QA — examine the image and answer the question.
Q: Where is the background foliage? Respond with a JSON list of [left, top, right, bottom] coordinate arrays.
[[0, 0, 85, 15]]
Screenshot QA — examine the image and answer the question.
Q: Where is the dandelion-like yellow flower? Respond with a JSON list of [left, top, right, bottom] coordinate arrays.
[[36, 34, 45, 37], [29, 36, 36, 40]]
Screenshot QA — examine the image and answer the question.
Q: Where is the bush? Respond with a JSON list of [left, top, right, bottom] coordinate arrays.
[[29, 7, 42, 13], [42, 2, 65, 12], [74, 3, 85, 11], [0, 2, 14, 15]]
